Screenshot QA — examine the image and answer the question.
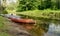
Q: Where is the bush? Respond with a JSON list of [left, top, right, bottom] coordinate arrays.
[[2, 10, 8, 14]]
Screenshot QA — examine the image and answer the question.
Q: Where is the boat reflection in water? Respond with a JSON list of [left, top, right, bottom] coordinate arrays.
[[29, 22, 49, 36], [30, 22, 60, 36]]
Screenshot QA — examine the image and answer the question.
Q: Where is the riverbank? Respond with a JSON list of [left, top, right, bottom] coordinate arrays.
[[0, 16, 12, 36], [17, 10, 60, 21], [0, 16, 31, 36]]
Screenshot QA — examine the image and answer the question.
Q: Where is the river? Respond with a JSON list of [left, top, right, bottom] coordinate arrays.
[[29, 20, 60, 36], [44, 23, 60, 36], [8, 14, 60, 36]]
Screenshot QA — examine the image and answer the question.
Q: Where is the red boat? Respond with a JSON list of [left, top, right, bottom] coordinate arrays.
[[11, 18, 35, 24], [9, 15, 35, 24], [1, 14, 35, 24]]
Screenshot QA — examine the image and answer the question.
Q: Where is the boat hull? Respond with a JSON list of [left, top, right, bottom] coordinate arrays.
[[10, 18, 35, 24]]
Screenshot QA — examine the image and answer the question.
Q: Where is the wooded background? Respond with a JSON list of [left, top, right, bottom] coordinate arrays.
[[17, 0, 60, 12], [0, 0, 60, 12]]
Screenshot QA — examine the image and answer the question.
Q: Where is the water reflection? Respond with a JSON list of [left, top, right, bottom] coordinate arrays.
[[44, 23, 60, 36], [18, 15, 60, 36], [29, 21, 49, 36], [20, 17, 60, 36], [30, 21, 60, 36]]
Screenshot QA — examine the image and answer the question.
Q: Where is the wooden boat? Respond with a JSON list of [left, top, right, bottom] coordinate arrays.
[[10, 17, 35, 24]]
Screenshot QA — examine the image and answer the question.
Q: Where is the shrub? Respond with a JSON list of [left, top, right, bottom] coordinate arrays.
[[2, 10, 8, 14]]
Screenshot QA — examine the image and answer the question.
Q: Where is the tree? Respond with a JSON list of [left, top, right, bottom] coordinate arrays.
[[17, 0, 38, 11], [43, 0, 51, 9], [0, 0, 6, 14], [56, 0, 60, 9], [16, 0, 60, 12]]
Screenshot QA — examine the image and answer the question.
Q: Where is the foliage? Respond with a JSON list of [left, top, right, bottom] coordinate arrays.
[[2, 10, 8, 14], [0, 0, 18, 14], [16, 0, 60, 12], [1, 0, 60, 12], [17, 10, 60, 20], [0, 16, 11, 36]]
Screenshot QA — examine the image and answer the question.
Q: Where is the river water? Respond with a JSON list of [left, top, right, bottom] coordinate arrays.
[[44, 23, 60, 36], [16, 15, 60, 36], [29, 20, 60, 36], [43, 20, 60, 36]]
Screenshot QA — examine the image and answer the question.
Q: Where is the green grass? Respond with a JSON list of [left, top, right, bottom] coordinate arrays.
[[0, 16, 6, 29], [0, 32, 11, 36], [0, 16, 11, 36], [17, 9, 60, 20], [17, 9, 60, 15]]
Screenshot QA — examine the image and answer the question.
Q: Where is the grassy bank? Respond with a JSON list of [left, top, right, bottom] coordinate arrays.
[[17, 9, 60, 20], [0, 16, 11, 36]]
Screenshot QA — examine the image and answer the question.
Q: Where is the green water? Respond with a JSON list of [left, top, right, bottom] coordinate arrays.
[[29, 20, 60, 36], [18, 15, 60, 36]]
